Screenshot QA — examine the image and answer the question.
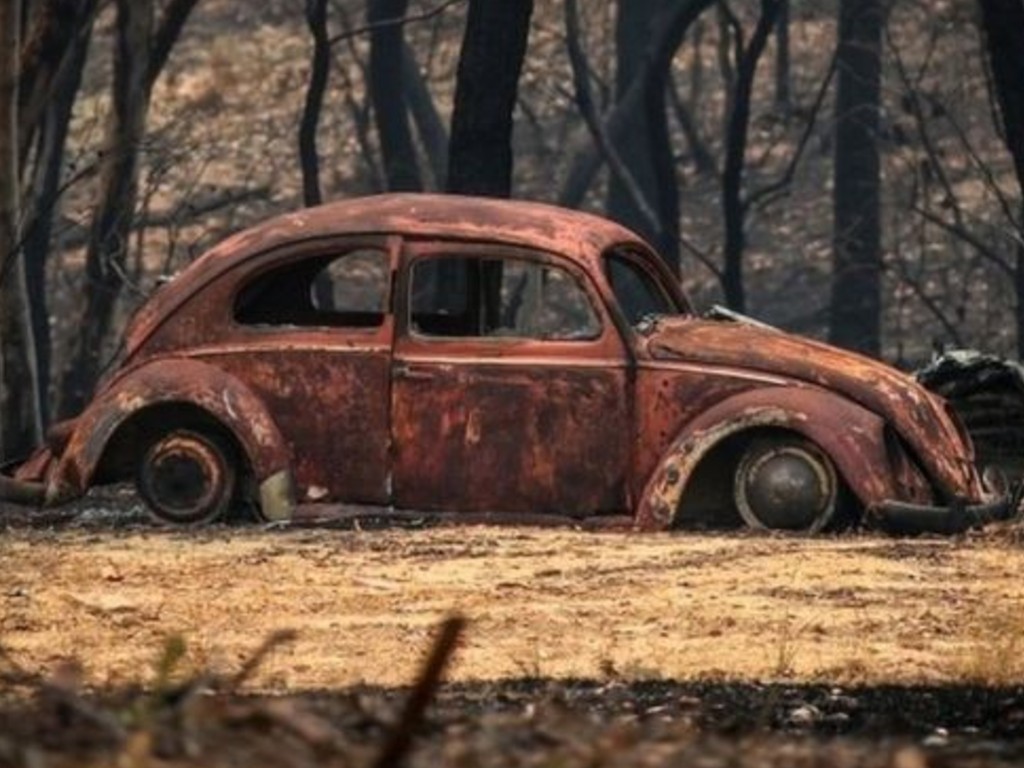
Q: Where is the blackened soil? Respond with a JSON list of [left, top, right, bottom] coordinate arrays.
[[3, 679, 1024, 767]]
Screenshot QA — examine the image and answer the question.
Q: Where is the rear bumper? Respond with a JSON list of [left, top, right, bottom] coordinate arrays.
[[866, 495, 1017, 535], [0, 474, 46, 505], [0, 447, 56, 507]]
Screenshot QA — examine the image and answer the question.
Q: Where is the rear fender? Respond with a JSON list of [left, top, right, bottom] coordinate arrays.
[[635, 387, 922, 530], [48, 358, 295, 520]]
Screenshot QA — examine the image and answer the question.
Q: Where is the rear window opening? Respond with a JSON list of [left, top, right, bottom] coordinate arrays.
[[235, 248, 388, 329]]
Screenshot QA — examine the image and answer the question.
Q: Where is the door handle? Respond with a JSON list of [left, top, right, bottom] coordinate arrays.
[[394, 362, 436, 382]]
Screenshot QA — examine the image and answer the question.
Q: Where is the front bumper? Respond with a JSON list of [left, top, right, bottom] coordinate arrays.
[[866, 493, 1019, 535]]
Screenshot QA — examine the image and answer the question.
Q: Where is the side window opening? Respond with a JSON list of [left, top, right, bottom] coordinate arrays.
[[235, 248, 388, 328], [605, 251, 677, 326], [410, 256, 601, 341]]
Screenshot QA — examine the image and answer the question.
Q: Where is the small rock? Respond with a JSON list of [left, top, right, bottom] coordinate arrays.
[[823, 712, 850, 726], [787, 704, 821, 726], [922, 727, 949, 747]]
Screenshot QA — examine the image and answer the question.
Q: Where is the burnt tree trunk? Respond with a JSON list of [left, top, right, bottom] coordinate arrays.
[[369, 0, 422, 192], [557, 0, 716, 271], [606, 0, 665, 250], [774, 0, 791, 114], [299, 0, 329, 206], [0, 0, 43, 460], [444, 0, 532, 324], [977, 0, 1024, 358], [446, 0, 533, 197], [60, 0, 154, 417], [402, 42, 448, 189], [21, 15, 94, 428], [828, 0, 883, 356], [721, 0, 782, 312], [60, 0, 198, 416], [18, 0, 91, 165], [640, 0, 718, 274]]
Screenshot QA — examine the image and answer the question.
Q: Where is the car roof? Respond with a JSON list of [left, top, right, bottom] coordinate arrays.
[[125, 194, 651, 352], [195, 193, 646, 273]]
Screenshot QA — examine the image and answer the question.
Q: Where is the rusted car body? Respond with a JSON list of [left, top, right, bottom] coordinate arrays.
[[0, 194, 1012, 533]]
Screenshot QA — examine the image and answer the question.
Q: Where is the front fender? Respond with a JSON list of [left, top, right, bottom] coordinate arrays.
[[47, 358, 295, 520], [635, 387, 924, 530]]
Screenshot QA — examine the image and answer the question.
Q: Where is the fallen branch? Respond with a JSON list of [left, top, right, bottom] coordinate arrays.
[[373, 615, 466, 768]]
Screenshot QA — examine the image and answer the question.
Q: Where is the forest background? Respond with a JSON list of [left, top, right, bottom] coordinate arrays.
[[1, 0, 1022, 463]]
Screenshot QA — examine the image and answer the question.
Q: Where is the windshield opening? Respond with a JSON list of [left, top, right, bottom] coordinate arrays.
[[604, 247, 685, 326]]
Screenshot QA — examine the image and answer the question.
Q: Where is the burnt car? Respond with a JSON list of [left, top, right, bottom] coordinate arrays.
[[0, 194, 1013, 533]]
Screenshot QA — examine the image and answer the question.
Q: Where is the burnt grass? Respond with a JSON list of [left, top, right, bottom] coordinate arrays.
[[4, 677, 1024, 766]]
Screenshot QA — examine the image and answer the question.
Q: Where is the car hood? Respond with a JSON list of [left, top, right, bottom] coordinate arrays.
[[641, 316, 979, 498]]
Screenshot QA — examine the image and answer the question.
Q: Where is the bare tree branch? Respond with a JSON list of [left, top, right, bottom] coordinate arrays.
[[564, 0, 660, 240], [911, 203, 1014, 279], [328, 0, 465, 46], [565, 0, 719, 278], [747, 44, 838, 212]]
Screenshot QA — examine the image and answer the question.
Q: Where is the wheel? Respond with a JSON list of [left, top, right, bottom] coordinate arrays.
[[733, 436, 838, 534], [136, 429, 236, 525]]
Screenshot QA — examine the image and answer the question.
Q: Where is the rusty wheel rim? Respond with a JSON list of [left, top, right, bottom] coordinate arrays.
[[137, 430, 234, 525], [734, 439, 837, 534]]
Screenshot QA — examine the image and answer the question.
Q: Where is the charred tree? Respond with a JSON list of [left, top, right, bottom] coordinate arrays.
[[60, 0, 154, 417], [558, 0, 716, 274], [443, 0, 532, 325], [60, 0, 199, 417], [0, 0, 43, 460], [641, 0, 719, 273], [299, 0, 330, 206], [828, 0, 884, 356], [606, 0, 666, 251], [977, 0, 1024, 358], [402, 42, 448, 188], [774, 0, 791, 115], [369, 0, 422, 192], [446, 0, 533, 197], [721, 0, 783, 312], [19, 0, 98, 428]]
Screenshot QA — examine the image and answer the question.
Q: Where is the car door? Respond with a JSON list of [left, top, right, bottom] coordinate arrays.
[[215, 235, 398, 505], [390, 240, 632, 516]]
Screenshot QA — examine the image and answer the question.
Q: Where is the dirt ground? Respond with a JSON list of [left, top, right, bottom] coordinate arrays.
[[5, 513, 1024, 766], [4, 517, 1024, 689]]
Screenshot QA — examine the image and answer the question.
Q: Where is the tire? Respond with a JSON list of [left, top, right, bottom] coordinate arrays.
[[733, 436, 838, 534], [136, 429, 236, 525]]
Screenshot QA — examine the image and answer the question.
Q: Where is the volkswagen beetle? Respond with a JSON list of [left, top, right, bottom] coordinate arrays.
[[0, 194, 1011, 533]]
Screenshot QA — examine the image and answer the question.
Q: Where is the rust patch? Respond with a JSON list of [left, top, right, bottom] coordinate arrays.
[[391, 362, 630, 516]]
